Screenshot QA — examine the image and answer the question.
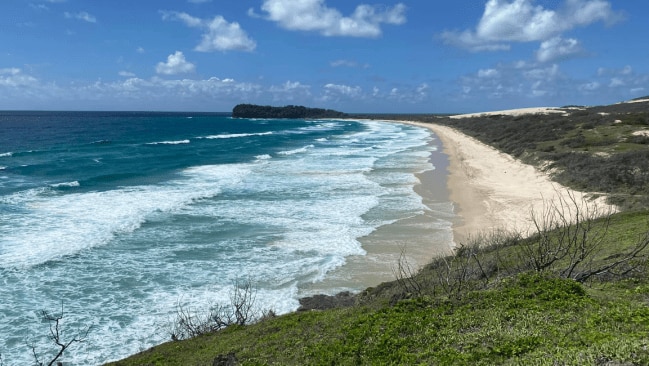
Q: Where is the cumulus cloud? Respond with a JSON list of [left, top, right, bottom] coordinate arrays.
[[64, 11, 97, 23], [254, 0, 406, 38], [324, 83, 363, 97], [156, 51, 196, 75], [0, 68, 39, 87], [441, 0, 621, 52], [162, 11, 256, 52], [536, 37, 584, 63], [268, 81, 312, 102], [460, 62, 565, 101]]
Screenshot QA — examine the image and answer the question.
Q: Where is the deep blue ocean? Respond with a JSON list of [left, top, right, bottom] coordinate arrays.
[[0, 111, 451, 364]]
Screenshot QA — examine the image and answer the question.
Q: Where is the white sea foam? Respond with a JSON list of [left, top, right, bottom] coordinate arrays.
[[277, 144, 314, 156], [0, 119, 449, 365], [0, 164, 252, 268], [200, 132, 273, 139], [50, 181, 80, 188], [0, 152, 12, 157], [0, 166, 5, 170], [146, 139, 190, 145]]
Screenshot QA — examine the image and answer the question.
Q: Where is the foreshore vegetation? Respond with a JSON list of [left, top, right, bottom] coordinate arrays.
[[107, 99, 649, 365]]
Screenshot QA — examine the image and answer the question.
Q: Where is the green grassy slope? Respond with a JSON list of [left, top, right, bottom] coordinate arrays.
[[110, 101, 649, 365], [110, 210, 649, 366]]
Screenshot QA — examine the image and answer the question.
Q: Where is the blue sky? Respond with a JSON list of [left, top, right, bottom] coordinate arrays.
[[1, 0, 647, 112]]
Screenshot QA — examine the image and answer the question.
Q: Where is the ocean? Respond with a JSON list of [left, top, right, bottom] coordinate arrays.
[[0, 111, 453, 364]]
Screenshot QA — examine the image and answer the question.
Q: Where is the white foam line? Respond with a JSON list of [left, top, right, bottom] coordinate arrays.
[[50, 181, 80, 188], [200, 132, 273, 139], [146, 140, 190, 145], [278, 145, 314, 156]]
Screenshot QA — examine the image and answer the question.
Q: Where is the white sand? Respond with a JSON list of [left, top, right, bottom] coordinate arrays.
[[623, 98, 649, 104], [392, 120, 615, 246], [450, 107, 568, 119]]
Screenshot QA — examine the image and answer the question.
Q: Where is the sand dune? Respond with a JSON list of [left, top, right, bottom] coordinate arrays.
[[449, 107, 569, 119]]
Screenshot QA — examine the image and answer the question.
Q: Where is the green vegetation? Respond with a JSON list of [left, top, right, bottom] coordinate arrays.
[[110, 101, 649, 365], [110, 202, 649, 365], [232, 104, 346, 119], [367, 102, 649, 211]]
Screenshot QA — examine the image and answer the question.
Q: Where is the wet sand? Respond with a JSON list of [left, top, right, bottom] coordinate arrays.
[[299, 133, 454, 296], [300, 118, 614, 297]]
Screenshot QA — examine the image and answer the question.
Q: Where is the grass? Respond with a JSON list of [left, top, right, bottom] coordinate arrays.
[[109, 104, 649, 365], [109, 209, 649, 366]]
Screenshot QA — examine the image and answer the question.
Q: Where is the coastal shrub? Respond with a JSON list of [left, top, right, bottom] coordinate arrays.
[[167, 279, 261, 341]]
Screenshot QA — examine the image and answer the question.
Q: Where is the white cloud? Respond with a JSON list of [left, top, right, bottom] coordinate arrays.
[[579, 81, 601, 92], [156, 51, 196, 75], [269, 81, 311, 93], [118, 71, 136, 77], [331, 60, 357, 68], [269, 81, 312, 102], [536, 37, 583, 63], [64, 11, 97, 23], [461, 62, 564, 100], [609, 77, 624, 88], [478, 68, 500, 78], [330, 59, 370, 69], [255, 0, 406, 38], [0, 68, 39, 87], [162, 12, 256, 52], [441, 0, 621, 51], [324, 83, 362, 97]]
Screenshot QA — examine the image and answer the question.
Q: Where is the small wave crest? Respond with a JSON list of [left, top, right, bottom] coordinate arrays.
[[146, 139, 190, 145], [0, 152, 13, 157], [200, 132, 272, 139], [90, 140, 112, 145], [278, 145, 314, 156], [50, 181, 81, 188]]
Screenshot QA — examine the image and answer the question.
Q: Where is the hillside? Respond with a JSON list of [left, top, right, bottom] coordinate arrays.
[[110, 99, 649, 366], [109, 210, 649, 365]]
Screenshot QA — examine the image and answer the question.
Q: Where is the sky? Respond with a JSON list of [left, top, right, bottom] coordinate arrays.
[[1, 0, 648, 113]]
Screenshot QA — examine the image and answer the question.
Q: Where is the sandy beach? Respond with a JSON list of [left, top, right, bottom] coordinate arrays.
[[398, 120, 615, 246], [301, 115, 616, 296]]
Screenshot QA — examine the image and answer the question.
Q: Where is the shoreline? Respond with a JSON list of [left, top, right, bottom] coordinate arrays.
[[298, 123, 454, 297], [299, 117, 615, 298], [393, 120, 615, 246]]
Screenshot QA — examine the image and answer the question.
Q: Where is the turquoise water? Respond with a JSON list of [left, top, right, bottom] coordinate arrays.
[[0, 112, 450, 364]]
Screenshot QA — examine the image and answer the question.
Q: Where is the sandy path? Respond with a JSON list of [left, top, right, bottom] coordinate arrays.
[[394, 121, 614, 246]]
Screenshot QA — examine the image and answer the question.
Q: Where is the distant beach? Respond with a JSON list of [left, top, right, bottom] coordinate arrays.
[[396, 118, 615, 246], [301, 114, 617, 296]]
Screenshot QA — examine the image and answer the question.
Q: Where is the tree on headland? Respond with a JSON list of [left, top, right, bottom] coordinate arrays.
[[232, 104, 346, 119]]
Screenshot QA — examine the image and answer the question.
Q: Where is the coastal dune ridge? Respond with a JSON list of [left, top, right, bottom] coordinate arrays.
[[389, 111, 617, 246]]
